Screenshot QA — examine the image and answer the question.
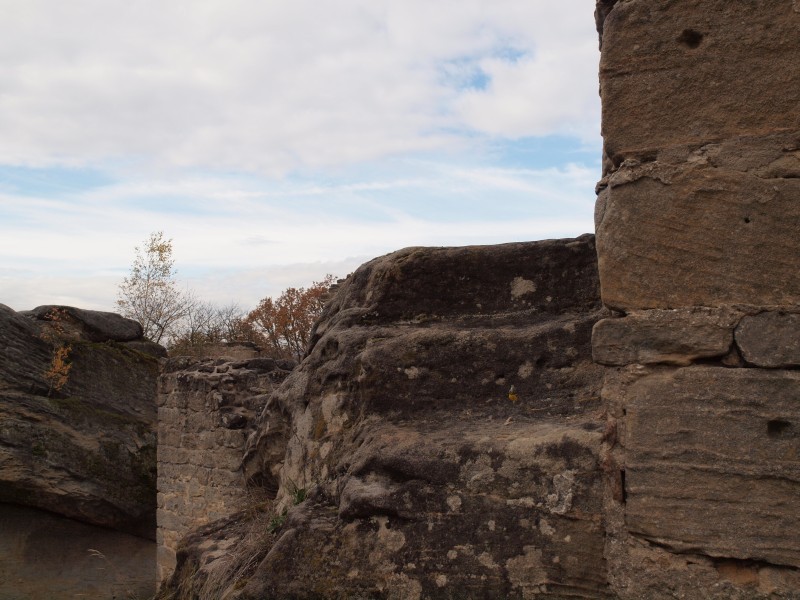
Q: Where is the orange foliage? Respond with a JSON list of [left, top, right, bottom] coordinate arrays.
[[39, 307, 72, 396], [244, 275, 335, 361], [44, 344, 72, 395]]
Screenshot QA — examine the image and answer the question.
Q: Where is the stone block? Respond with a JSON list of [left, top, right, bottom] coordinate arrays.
[[592, 308, 736, 366], [624, 367, 800, 567], [735, 311, 800, 368], [157, 407, 184, 426], [215, 428, 247, 448], [157, 544, 177, 581], [158, 429, 181, 448], [597, 166, 800, 309], [600, 0, 800, 165], [156, 510, 188, 533]]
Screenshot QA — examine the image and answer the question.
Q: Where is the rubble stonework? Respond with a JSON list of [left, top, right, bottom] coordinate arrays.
[[156, 357, 293, 581]]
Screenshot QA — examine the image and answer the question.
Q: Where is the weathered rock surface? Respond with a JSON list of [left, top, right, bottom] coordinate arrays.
[[601, 366, 800, 599], [158, 235, 611, 599], [0, 303, 160, 538], [599, 1, 800, 167], [21, 304, 144, 343], [596, 161, 800, 310], [623, 367, 800, 567]]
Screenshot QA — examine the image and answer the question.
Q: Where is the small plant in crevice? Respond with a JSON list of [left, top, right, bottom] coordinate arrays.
[[268, 510, 287, 533], [257, 477, 311, 537], [264, 477, 308, 536], [31, 441, 47, 457], [39, 308, 73, 396], [286, 477, 308, 506], [292, 486, 307, 505], [44, 343, 72, 396]]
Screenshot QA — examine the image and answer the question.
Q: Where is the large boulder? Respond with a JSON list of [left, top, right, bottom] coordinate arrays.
[[21, 304, 144, 342], [158, 235, 612, 599], [0, 303, 161, 538]]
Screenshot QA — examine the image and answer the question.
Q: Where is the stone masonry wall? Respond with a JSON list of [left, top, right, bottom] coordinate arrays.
[[593, 1, 800, 597], [156, 357, 293, 582]]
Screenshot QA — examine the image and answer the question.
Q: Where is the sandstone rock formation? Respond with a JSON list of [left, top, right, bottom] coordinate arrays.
[[20, 304, 146, 344], [0, 304, 160, 538], [158, 235, 611, 599]]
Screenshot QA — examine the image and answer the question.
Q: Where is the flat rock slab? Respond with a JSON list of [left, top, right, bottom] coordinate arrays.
[[317, 233, 600, 325], [624, 367, 800, 567], [592, 308, 737, 366]]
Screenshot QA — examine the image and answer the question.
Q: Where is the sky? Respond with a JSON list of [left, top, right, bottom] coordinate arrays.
[[0, 0, 602, 313]]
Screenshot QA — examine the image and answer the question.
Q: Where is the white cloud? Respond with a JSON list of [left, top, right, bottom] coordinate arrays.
[[456, 46, 600, 140], [0, 1, 603, 313], [0, 0, 599, 175]]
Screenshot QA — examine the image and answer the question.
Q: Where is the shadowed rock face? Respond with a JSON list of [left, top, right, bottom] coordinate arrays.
[[0, 504, 156, 600], [0, 304, 160, 539], [159, 235, 612, 599]]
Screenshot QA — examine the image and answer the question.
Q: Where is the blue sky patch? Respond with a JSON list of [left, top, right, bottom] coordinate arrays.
[[0, 165, 113, 197]]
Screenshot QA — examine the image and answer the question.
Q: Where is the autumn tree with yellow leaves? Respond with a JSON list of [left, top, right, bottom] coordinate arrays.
[[116, 231, 190, 345]]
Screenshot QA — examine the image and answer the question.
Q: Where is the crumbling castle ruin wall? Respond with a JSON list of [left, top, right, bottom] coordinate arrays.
[[156, 356, 293, 581]]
